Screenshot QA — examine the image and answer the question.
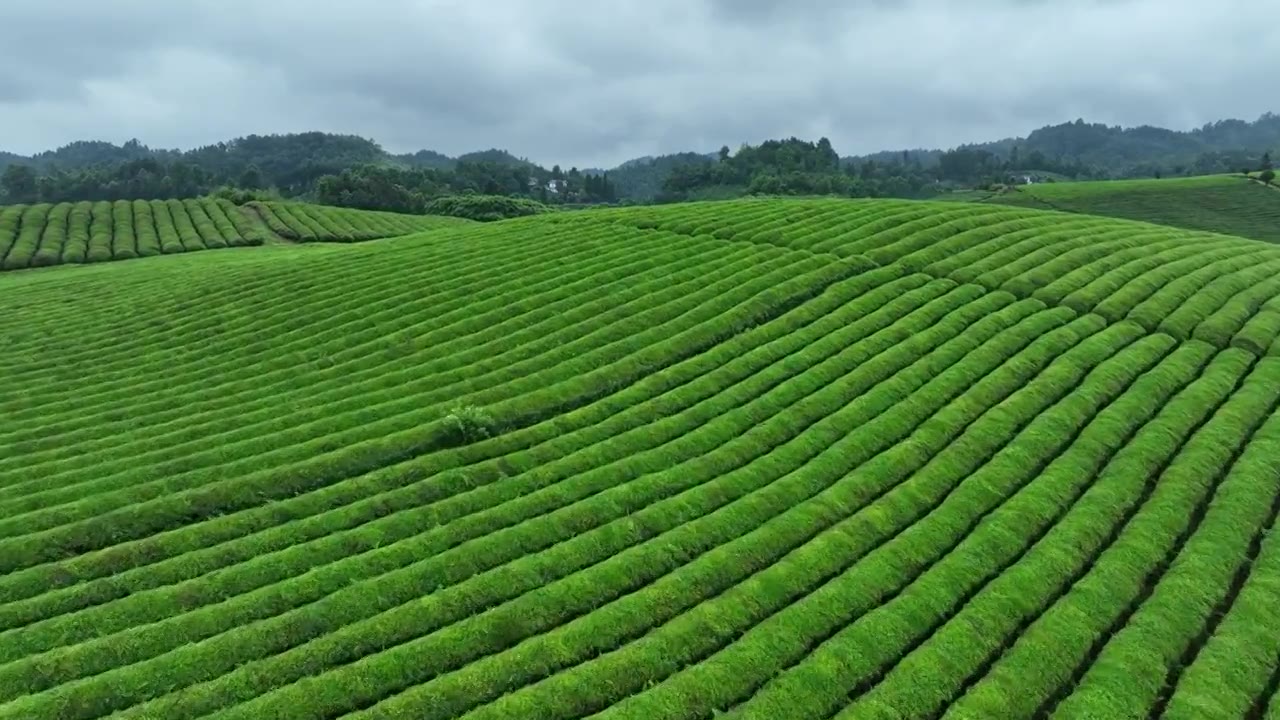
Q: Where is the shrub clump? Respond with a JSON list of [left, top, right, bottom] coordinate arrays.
[[442, 404, 500, 444], [424, 194, 551, 222]]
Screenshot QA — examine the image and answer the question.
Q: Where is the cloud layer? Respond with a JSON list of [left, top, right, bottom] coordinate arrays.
[[1, 0, 1275, 167]]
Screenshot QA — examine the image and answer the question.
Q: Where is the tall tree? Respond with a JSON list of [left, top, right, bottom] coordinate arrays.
[[239, 164, 263, 190], [1, 165, 37, 203]]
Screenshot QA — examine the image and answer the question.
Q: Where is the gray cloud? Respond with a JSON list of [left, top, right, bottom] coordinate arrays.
[[0, 0, 1275, 168]]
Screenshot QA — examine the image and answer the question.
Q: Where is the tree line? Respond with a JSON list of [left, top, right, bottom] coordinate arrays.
[[0, 132, 617, 210], [3, 113, 1277, 209]]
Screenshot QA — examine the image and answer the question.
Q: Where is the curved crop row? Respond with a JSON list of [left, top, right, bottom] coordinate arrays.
[[86, 201, 113, 262], [941, 346, 1258, 719], [606, 198, 1280, 350], [1, 280, 981, 718], [840, 339, 1213, 718], [4, 197, 1280, 719], [0, 267, 921, 641], [0, 205, 25, 263], [0, 196, 431, 270], [32, 202, 70, 267], [402, 307, 1095, 720], [166, 199, 204, 251], [206, 292, 1050, 720], [0, 222, 608, 439], [216, 199, 268, 246], [182, 199, 226, 249], [132, 200, 161, 257], [110, 199, 138, 259], [0, 232, 762, 500], [59, 202, 92, 263], [1, 204, 51, 270], [0, 267, 915, 661], [246, 201, 471, 243], [199, 198, 245, 245], [0, 246, 854, 573], [0, 220, 602, 423]]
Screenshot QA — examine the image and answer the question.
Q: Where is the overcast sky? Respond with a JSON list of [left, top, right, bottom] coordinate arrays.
[[0, 0, 1275, 168]]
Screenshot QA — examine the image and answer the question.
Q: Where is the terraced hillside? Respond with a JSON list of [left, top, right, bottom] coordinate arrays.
[[0, 199, 467, 271], [2, 198, 1280, 719], [988, 174, 1280, 244], [246, 200, 472, 242]]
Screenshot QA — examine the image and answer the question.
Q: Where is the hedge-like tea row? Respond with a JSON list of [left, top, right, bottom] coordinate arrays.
[[0, 197, 474, 271], [605, 198, 1280, 357], [0, 198, 267, 270], [246, 200, 471, 242], [3, 197, 1280, 719]]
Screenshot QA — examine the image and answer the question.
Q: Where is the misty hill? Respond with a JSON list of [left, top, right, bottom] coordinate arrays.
[[852, 113, 1280, 180]]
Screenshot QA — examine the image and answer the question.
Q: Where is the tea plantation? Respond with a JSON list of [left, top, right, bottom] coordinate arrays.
[[0, 199, 469, 270], [1, 198, 1278, 719]]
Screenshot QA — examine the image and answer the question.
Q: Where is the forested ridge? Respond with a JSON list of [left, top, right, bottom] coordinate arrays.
[[2, 113, 1277, 210]]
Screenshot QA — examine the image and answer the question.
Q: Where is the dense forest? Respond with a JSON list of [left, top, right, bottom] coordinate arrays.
[[0, 134, 616, 210], [2, 113, 1276, 210], [648, 113, 1280, 201]]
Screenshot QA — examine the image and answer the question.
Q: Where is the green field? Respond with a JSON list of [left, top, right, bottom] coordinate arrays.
[[2, 197, 1280, 719], [0, 199, 465, 271], [988, 174, 1280, 244]]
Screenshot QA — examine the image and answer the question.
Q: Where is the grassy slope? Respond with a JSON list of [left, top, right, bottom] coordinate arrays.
[[987, 174, 1280, 244], [2, 198, 1280, 719]]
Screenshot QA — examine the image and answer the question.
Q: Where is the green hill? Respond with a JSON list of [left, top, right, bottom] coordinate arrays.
[[988, 174, 1280, 244], [0, 199, 468, 271], [2, 198, 1280, 719]]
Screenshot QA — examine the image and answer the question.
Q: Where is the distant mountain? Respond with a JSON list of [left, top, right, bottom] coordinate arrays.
[[846, 114, 1280, 179]]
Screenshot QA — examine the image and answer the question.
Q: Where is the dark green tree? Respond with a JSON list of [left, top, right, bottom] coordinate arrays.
[[1, 164, 37, 203], [238, 164, 263, 190]]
